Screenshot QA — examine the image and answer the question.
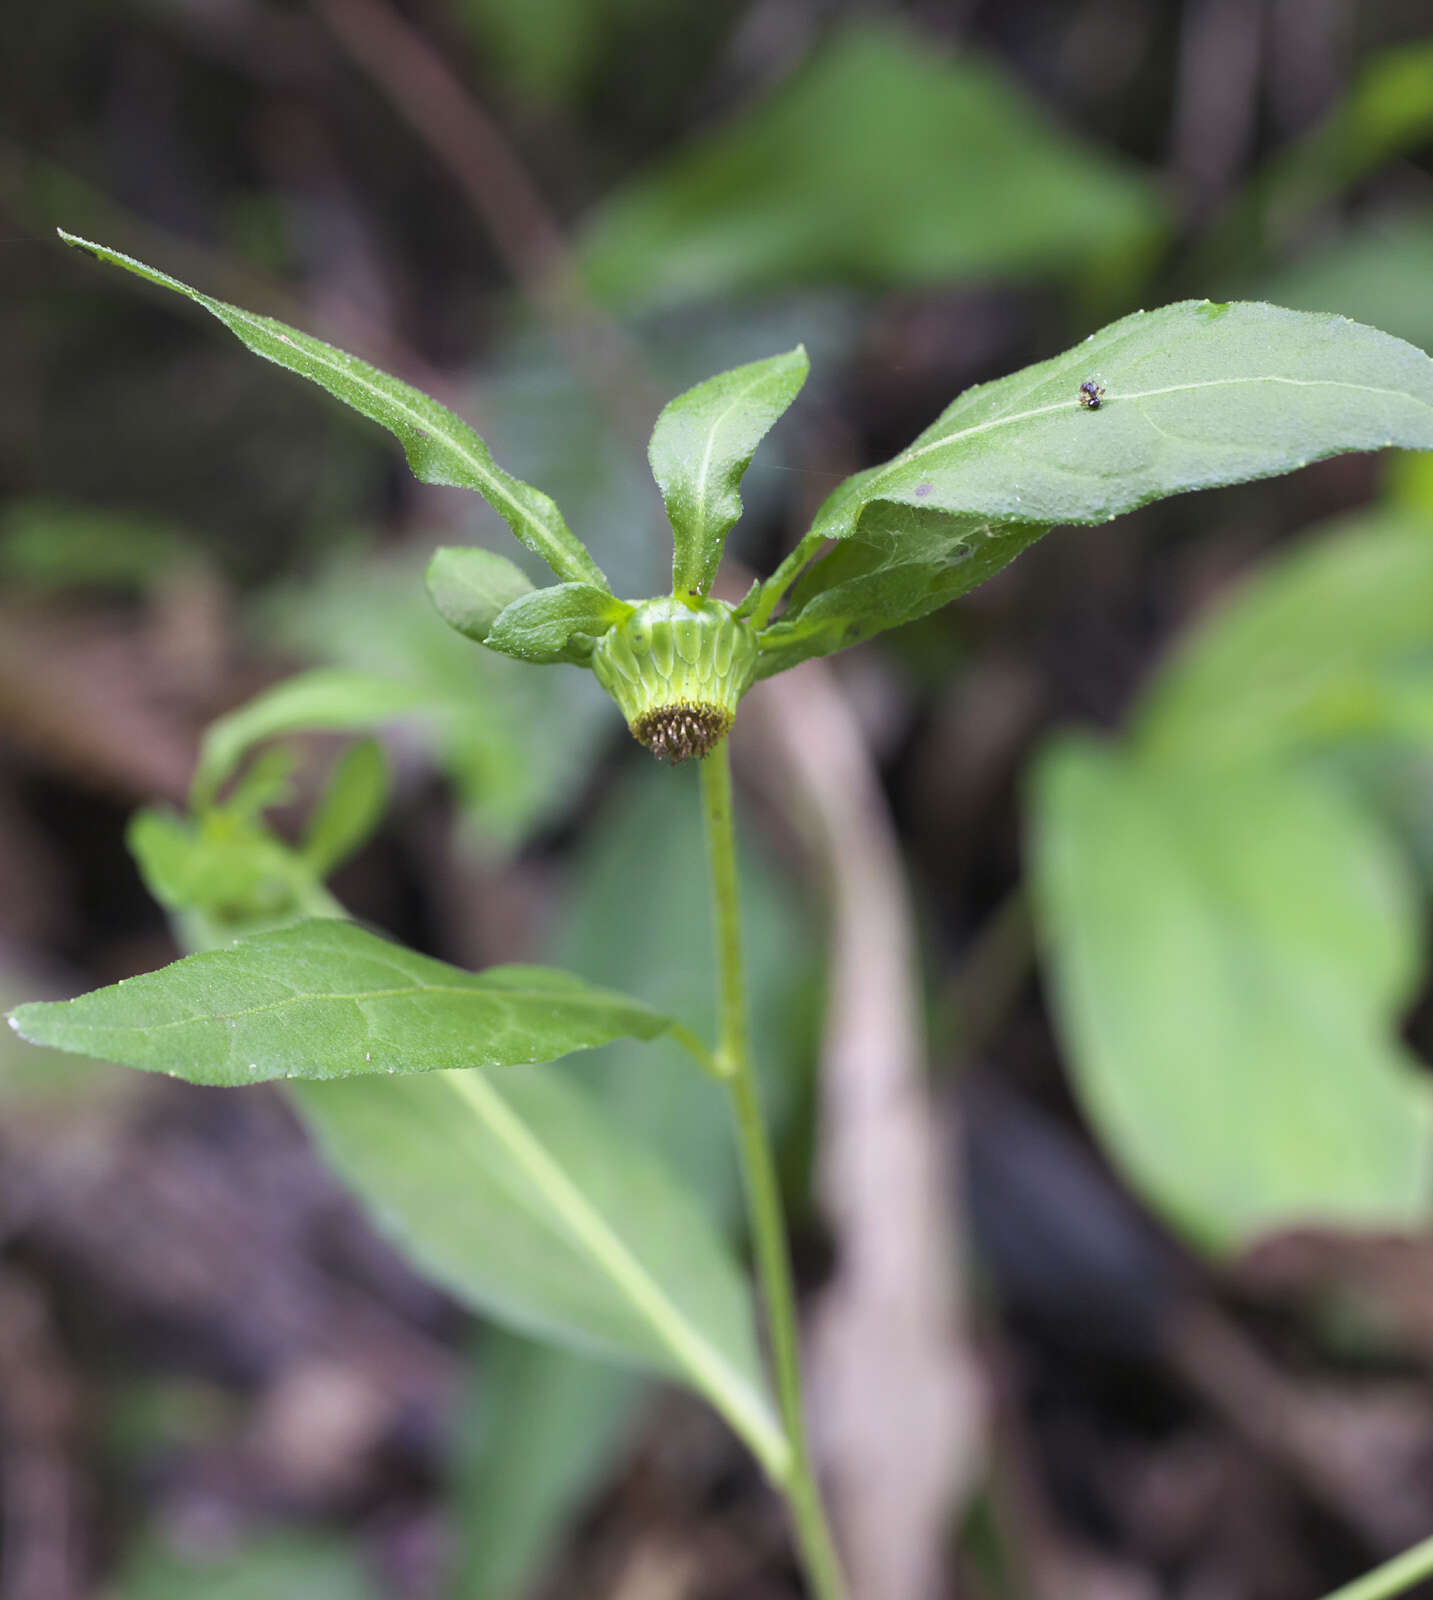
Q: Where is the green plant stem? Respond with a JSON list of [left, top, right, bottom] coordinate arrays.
[[699, 742, 848, 1600], [1317, 1534, 1433, 1600]]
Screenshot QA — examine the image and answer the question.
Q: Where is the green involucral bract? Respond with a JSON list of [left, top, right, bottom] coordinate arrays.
[[592, 597, 760, 764]]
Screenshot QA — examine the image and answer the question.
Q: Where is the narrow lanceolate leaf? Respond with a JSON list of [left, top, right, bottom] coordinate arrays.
[[7, 919, 672, 1087], [291, 1068, 787, 1479], [192, 669, 429, 811], [484, 584, 631, 665], [59, 231, 609, 590], [650, 347, 809, 596]]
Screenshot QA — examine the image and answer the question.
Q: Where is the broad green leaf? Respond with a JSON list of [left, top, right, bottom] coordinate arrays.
[[301, 738, 390, 876], [290, 1066, 785, 1474], [1135, 508, 1433, 768], [650, 347, 809, 595], [483, 583, 630, 665], [8, 919, 672, 1087], [192, 668, 428, 810], [756, 507, 1046, 676], [1029, 738, 1433, 1252], [424, 545, 536, 644], [578, 23, 1163, 307], [806, 301, 1433, 547], [59, 231, 609, 589]]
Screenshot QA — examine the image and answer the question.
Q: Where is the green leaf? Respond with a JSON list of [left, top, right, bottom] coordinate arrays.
[[59, 231, 609, 589], [192, 668, 428, 811], [301, 738, 391, 876], [650, 346, 809, 596], [756, 507, 1047, 676], [1134, 507, 1433, 769], [128, 807, 339, 937], [1028, 738, 1433, 1252], [578, 23, 1164, 307], [289, 1066, 785, 1473], [7, 918, 673, 1088], [483, 583, 630, 665], [425, 545, 537, 644], [806, 300, 1433, 547]]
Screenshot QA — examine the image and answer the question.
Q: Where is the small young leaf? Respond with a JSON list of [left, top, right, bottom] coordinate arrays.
[[291, 1067, 786, 1474], [424, 545, 536, 643], [484, 584, 631, 665], [192, 669, 428, 811], [7, 919, 673, 1087], [650, 347, 809, 596], [59, 232, 609, 590], [805, 298, 1433, 565], [301, 738, 391, 877]]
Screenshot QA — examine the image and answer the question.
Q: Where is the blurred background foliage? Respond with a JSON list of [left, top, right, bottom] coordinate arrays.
[[4, 1, 1433, 1597]]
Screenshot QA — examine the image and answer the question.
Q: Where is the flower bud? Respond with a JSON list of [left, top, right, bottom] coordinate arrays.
[[591, 596, 759, 763]]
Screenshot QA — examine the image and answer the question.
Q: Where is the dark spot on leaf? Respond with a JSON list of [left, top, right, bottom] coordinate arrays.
[[914, 481, 934, 498]]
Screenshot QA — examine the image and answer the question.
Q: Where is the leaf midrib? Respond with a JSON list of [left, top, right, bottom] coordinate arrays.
[[874, 373, 1433, 487], [23, 980, 656, 1038], [443, 1068, 791, 1483]]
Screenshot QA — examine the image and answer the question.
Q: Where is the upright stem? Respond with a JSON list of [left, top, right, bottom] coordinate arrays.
[[699, 743, 848, 1600]]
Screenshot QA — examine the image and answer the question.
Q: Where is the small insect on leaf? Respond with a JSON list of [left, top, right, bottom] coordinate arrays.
[[1078, 379, 1106, 410]]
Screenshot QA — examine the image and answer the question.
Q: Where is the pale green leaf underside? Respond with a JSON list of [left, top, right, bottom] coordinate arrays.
[[811, 300, 1433, 541], [650, 346, 809, 595], [59, 231, 608, 589], [8, 919, 671, 1087], [1030, 740, 1433, 1253], [291, 1068, 785, 1474]]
